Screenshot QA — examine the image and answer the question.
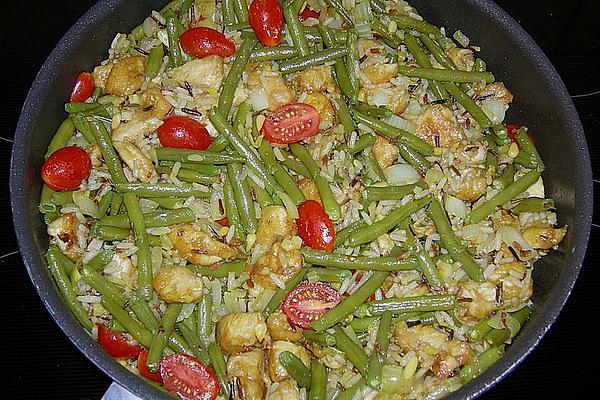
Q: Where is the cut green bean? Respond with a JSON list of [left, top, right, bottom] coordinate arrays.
[[312, 271, 388, 331], [279, 47, 348, 74], [371, 20, 402, 48], [337, 378, 366, 400], [98, 208, 195, 229], [398, 144, 431, 175], [364, 152, 387, 183], [248, 178, 275, 207], [389, 14, 446, 41], [302, 330, 336, 346], [227, 163, 258, 233], [334, 220, 368, 248], [346, 31, 360, 99], [366, 310, 392, 388], [493, 163, 515, 190], [309, 361, 327, 400], [403, 33, 448, 101], [123, 192, 153, 300], [366, 294, 456, 316], [515, 128, 545, 171], [307, 267, 352, 284], [302, 248, 418, 271], [467, 319, 493, 342], [91, 224, 130, 241], [221, 0, 236, 25], [273, 166, 306, 205], [219, 34, 258, 118], [483, 328, 511, 346], [321, 26, 356, 101], [354, 104, 393, 119], [188, 259, 246, 279], [164, 10, 183, 68], [465, 170, 541, 225], [283, 0, 310, 57], [333, 326, 369, 375], [97, 191, 114, 217], [101, 297, 153, 348], [207, 342, 231, 398], [249, 46, 298, 61], [145, 44, 164, 78], [398, 66, 494, 83], [263, 269, 308, 318], [156, 165, 216, 184], [81, 266, 127, 307], [46, 119, 75, 158], [336, 97, 357, 134], [279, 351, 312, 389], [323, 0, 354, 25], [114, 183, 210, 198], [85, 249, 114, 271], [177, 321, 210, 364], [459, 346, 504, 384], [147, 303, 183, 372], [198, 294, 213, 340], [223, 175, 245, 240], [232, 0, 248, 23], [443, 82, 493, 129], [363, 183, 424, 202], [158, 161, 221, 176], [155, 147, 245, 164], [207, 135, 230, 152], [110, 192, 123, 215], [511, 198, 554, 214], [88, 119, 127, 183], [72, 113, 96, 143]]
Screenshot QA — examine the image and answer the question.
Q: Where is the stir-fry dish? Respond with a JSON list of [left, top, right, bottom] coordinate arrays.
[[39, 0, 568, 399]]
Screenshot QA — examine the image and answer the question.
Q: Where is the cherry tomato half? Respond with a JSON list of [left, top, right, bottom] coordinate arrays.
[[296, 200, 335, 251], [261, 102, 321, 145], [249, 0, 283, 47], [281, 282, 341, 329], [70, 72, 95, 102], [41, 146, 92, 192], [506, 124, 534, 144], [298, 6, 320, 21], [158, 116, 213, 150], [160, 354, 220, 400], [96, 323, 142, 359], [179, 27, 236, 59], [138, 350, 163, 384], [216, 217, 230, 227]]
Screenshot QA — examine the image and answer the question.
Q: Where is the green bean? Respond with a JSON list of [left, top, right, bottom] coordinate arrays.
[[110, 192, 123, 215], [46, 119, 75, 158], [354, 104, 394, 119], [366, 310, 392, 388], [323, 0, 354, 25], [465, 170, 541, 225], [88, 120, 127, 183], [106, 319, 126, 332], [64, 102, 104, 114], [177, 321, 210, 364], [486, 151, 498, 177], [307, 267, 352, 284], [371, 20, 402, 48], [98, 208, 194, 229], [207, 135, 230, 152], [179, 0, 194, 19], [72, 114, 96, 143], [362, 183, 423, 202], [336, 97, 357, 134], [156, 165, 216, 184], [122, 192, 153, 299], [81, 266, 128, 307], [273, 166, 306, 205], [46, 246, 93, 330], [90, 87, 103, 102], [483, 328, 511, 346], [233, 101, 252, 135], [159, 161, 221, 176], [515, 128, 545, 171], [147, 303, 183, 372], [248, 178, 276, 207], [302, 330, 336, 346], [334, 220, 368, 248], [333, 326, 369, 375], [312, 271, 388, 331], [346, 31, 360, 99], [459, 346, 504, 384], [155, 147, 245, 164], [348, 195, 431, 246], [401, 219, 443, 289], [279, 351, 312, 389], [512, 306, 531, 330], [398, 66, 494, 83], [97, 191, 114, 217], [283, 0, 310, 57], [428, 199, 484, 282], [513, 152, 537, 169], [188, 259, 246, 279], [249, 46, 298, 61], [348, 313, 411, 332], [164, 10, 183, 68], [403, 33, 448, 101], [278, 47, 348, 74], [209, 107, 278, 190], [493, 163, 515, 190], [289, 143, 341, 220], [370, 0, 386, 13], [198, 294, 213, 340], [337, 378, 366, 400], [84, 249, 114, 271], [223, 175, 245, 240], [263, 269, 308, 318], [511, 198, 555, 214], [232, 0, 248, 23], [366, 294, 456, 316], [303, 248, 418, 271], [398, 144, 431, 175], [91, 224, 130, 241], [208, 342, 231, 397], [467, 319, 493, 342], [227, 163, 258, 233], [443, 82, 493, 129], [420, 34, 454, 69], [352, 110, 433, 156], [321, 26, 356, 101], [389, 14, 446, 41], [114, 183, 210, 198], [219, 35, 258, 118], [308, 361, 327, 400], [145, 44, 164, 79], [101, 297, 154, 348], [221, 0, 236, 25], [363, 152, 387, 183]]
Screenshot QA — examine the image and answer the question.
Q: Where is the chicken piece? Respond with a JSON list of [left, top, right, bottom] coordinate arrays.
[[522, 225, 567, 250], [247, 63, 296, 111], [415, 104, 464, 148], [113, 141, 157, 183], [86, 143, 103, 167], [153, 266, 204, 303], [267, 312, 303, 342], [363, 63, 399, 84], [227, 349, 267, 400], [255, 205, 296, 251], [105, 56, 145, 96], [92, 63, 113, 90], [112, 112, 163, 143], [303, 92, 336, 128], [140, 88, 172, 119], [294, 65, 333, 93], [364, 85, 410, 115], [432, 341, 475, 378], [372, 136, 399, 169], [444, 45, 474, 71], [47, 213, 83, 261], [170, 56, 224, 92], [480, 82, 513, 105], [297, 179, 320, 203], [217, 313, 268, 355], [251, 243, 304, 289], [268, 341, 311, 382], [358, 39, 384, 58], [446, 166, 487, 202], [456, 281, 499, 322], [269, 378, 301, 400], [169, 223, 239, 265], [489, 261, 532, 306]]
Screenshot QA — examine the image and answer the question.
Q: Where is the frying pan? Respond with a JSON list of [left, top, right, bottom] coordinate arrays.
[[10, 0, 592, 398]]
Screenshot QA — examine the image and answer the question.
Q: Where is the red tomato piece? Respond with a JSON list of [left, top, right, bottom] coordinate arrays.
[[261, 102, 321, 145], [216, 217, 229, 227], [506, 123, 534, 144], [138, 350, 163, 384], [249, 0, 283, 47], [179, 27, 236, 59], [96, 323, 142, 359], [298, 6, 320, 21], [281, 282, 341, 329], [41, 146, 92, 191], [158, 116, 213, 150], [296, 200, 335, 251], [69, 72, 95, 102], [160, 354, 220, 400]]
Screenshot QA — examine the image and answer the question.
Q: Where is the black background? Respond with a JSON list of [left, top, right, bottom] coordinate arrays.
[[1, 1, 599, 399]]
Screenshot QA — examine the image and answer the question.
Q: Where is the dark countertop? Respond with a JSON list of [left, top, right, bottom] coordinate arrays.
[[1, 1, 598, 399]]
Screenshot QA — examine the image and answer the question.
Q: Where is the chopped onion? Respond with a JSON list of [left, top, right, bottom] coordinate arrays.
[[277, 191, 299, 219], [353, 2, 373, 22], [385, 114, 416, 133], [384, 164, 420, 185], [248, 89, 269, 111], [73, 191, 98, 218], [354, 22, 373, 38], [453, 30, 470, 47], [481, 98, 507, 125], [381, 365, 409, 394], [370, 88, 390, 106], [444, 194, 467, 219], [498, 225, 533, 251], [142, 17, 158, 37]]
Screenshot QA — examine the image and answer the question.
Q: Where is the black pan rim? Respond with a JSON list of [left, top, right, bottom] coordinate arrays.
[[10, 0, 592, 399]]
